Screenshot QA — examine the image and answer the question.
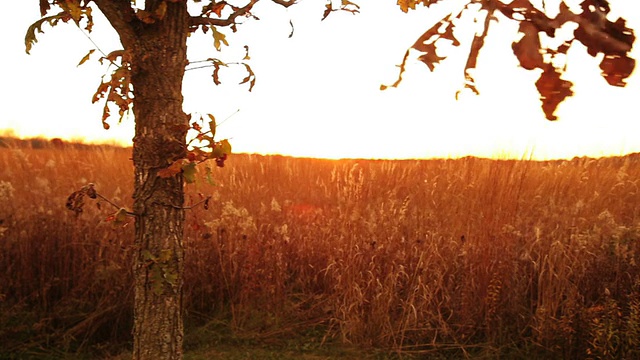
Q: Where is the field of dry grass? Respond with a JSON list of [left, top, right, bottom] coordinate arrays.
[[1, 139, 639, 359]]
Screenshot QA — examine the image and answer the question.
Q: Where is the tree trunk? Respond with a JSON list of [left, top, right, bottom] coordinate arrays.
[[128, 3, 189, 359]]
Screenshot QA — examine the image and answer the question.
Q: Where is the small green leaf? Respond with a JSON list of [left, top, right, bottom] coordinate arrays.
[[204, 165, 216, 185], [212, 146, 224, 159], [142, 249, 155, 262], [219, 139, 232, 154], [150, 266, 165, 295], [163, 269, 178, 287], [158, 249, 173, 263], [207, 114, 216, 140], [114, 207, 128, 224], [183, 162, 197, 184]]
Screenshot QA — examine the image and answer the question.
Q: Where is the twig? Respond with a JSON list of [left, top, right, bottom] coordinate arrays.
[[95, 192, 122, 211], [189, 0, 259, 29]]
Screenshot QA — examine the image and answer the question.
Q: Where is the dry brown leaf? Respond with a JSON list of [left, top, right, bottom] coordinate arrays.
[[535, 65, 574, 121], [512, 21, 544, 70]]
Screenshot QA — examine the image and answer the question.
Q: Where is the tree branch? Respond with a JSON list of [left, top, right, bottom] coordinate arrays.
[[460, 4, 493, 96], [495, 0, 633, 55], [272, 0, 297, 8], [189, 0, 259, 29], [92, 0, 138, 49]]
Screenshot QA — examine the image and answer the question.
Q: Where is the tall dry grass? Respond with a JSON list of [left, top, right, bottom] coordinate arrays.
[[1, 141, 639, 358]]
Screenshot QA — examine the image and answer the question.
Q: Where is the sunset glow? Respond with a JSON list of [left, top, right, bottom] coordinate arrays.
[[1, 1, 639, 160]]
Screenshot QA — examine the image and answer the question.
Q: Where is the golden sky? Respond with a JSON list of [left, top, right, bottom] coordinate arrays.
[[1, 0, 639, 160]]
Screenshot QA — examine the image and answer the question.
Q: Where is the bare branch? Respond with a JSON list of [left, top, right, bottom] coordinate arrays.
[[95, 191, 126, 212], [189, 0, 259, 29]]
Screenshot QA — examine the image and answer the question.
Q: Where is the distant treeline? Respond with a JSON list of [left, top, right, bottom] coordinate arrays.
[[1, 135, 638, 164], [0, 136, 127, 150]]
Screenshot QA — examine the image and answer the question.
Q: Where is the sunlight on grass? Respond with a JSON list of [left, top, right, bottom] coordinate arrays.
[[1, 139, 639, 359]]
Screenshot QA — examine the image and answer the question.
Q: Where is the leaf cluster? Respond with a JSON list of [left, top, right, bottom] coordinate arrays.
[[397, 0, 442, 13], [87, 50, 134, 129], [26, 0, 364, 133], [158, 114, 232, 184], [321, 0, 360, 21], [186, 46, 255, 92], [387, 0, 636, 121], [142, 249, 179, 295], [66, 182, 134, 225], [26, 0, 94, 54]]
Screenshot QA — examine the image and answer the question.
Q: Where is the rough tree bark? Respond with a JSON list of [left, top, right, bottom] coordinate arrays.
[[94, 1, 190, 359]]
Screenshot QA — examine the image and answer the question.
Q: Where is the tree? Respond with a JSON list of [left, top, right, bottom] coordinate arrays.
[[26, 0, 634, 359], [26, 1, 358, 359]]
